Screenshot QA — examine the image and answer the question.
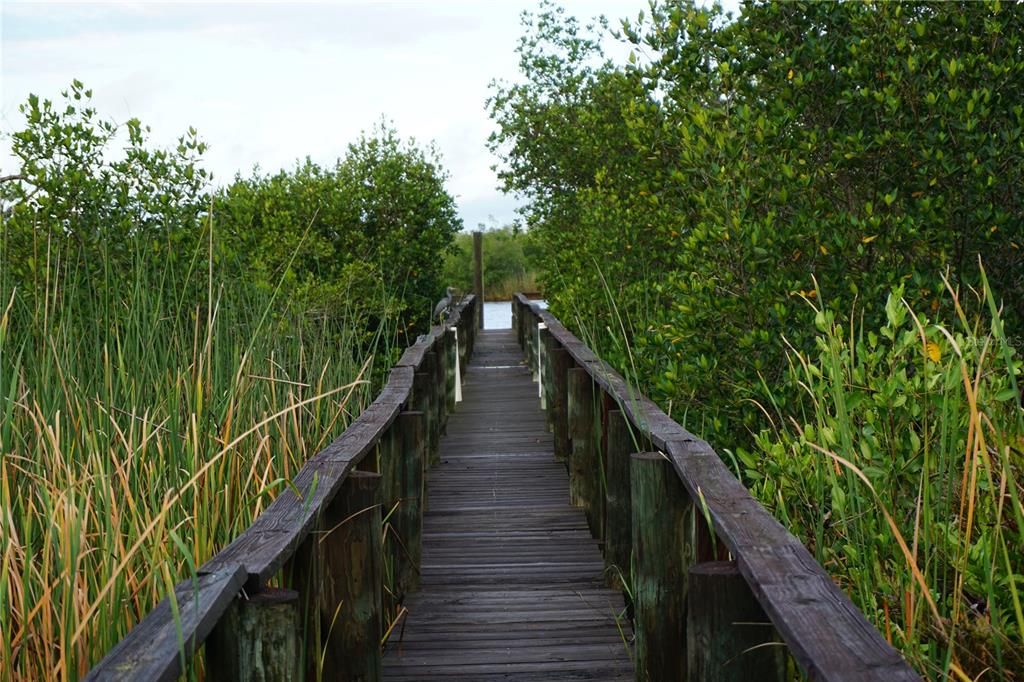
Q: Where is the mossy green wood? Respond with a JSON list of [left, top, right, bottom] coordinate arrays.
[[567, 367, 595, 517], [603, 409, 632, 590], [205, 588, 301, 682], [397, 410, 425, 594], [687, 561, 786, 682], [631, 451, 695, 682]]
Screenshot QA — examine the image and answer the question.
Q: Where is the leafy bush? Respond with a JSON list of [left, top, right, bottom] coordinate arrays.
[[488, 0, 1024, 448], [748, 278, 1023, 678], [1, 80, 210, 304], [215, 127, 461, 344]]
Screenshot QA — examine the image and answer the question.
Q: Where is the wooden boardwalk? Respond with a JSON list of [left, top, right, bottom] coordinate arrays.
[[383, 328, 633, 681]]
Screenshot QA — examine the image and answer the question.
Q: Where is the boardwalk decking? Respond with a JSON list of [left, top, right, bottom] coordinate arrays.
[[383, 328, 633, 681]]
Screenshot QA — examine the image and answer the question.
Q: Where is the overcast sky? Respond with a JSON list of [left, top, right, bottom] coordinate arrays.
[[0, 0, 680, 230]]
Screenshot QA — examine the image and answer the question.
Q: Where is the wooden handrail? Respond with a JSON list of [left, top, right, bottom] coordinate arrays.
[[85, 294, 479, 682], [512, 293, 919, 682]]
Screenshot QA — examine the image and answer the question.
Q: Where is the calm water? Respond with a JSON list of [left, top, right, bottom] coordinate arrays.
[[483, 301, 512, 329], [482, 300, 546, 329]]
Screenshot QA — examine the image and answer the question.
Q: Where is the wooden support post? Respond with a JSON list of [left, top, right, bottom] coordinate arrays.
[[540, 328, 555, 431], [444, 328, 456, 415], [435, 337, 448, 433], [523, 312, 533, 374], [425, 351, 440, 456], [550, 345, 570, 463], [593, 390, 608, 543], [687, 561, 786, 682], [413, 369, 435, 471], [321, 471, 383, 681], [397, 410, 425, 594], [567, 367, 595, 520], [457, 319, 468, 385], [473, 231, 483, 328], [376, 425, 401, 633], [378, 424, 400, 531], [206, 588, 301, 682], [603, 409, 632, 589], [631, 451, 695, 682], [511, 300, 518, 345]]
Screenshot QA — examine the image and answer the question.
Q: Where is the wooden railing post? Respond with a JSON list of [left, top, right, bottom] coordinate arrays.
[[540, 327, 555, 429], [567, 367, 595, 524], [413, 368, 435, 471], [603, 409, 632, 589], [425, 351, 441, 456], [435, 337, 448, 433], [321, 471, 383, 681], [631, 451, 695, 682], [397, 410, 425, 594], [473, 232, 483, 328], [593, 390, 609, 543], [206, 588, 301, 681], [445, 327, 456, 415], [550, 343, 570, 462], [687, 561, 786, 682], [511, 299, 519, 346]]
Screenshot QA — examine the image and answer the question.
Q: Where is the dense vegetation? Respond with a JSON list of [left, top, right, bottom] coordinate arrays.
[[443, 225, 540, 300], [489, 1, 1023, 677], [0, 83, 460, 679]]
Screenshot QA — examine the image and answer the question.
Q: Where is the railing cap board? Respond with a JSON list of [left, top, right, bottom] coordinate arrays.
[[514, 294, 919, 681], [85, 294, 475, 680], [83, 566, 247, 682]]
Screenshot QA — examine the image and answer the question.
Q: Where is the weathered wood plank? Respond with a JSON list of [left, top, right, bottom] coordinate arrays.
[[383, 328, 631, 680]]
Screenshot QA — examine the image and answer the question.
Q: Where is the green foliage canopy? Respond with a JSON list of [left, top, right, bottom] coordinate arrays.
[[216, 127, 462, 339], [488, 0, 1024, 445]]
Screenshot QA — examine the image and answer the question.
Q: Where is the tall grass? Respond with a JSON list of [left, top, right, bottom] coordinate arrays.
[[0, 228, 394, 680], [748, 275, 1024, 678]]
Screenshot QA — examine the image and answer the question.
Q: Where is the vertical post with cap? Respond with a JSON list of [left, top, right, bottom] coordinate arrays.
[[206, 588, 301, 682], [686, 561, 787, 682], [631, 451, 695, 681], [473, 231, 483, 329]]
